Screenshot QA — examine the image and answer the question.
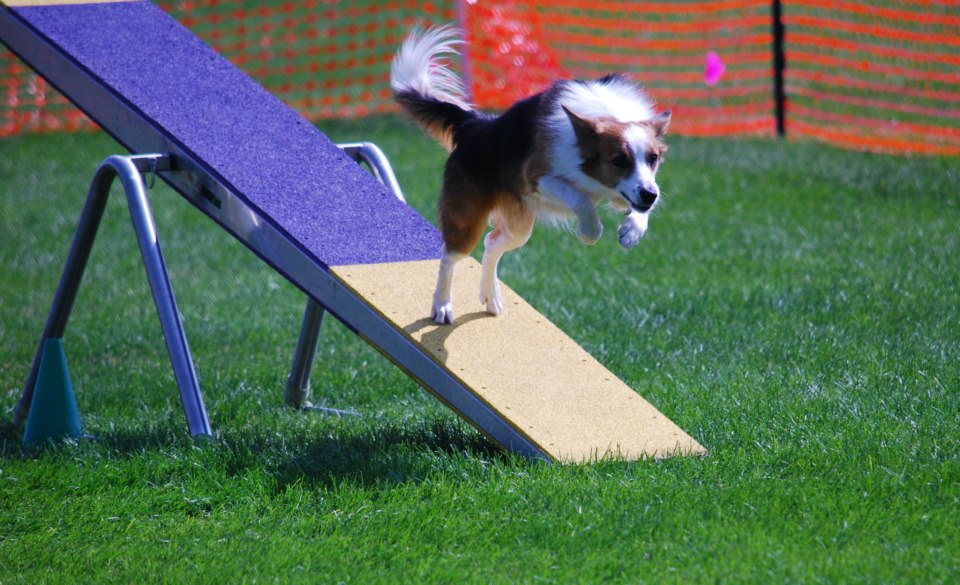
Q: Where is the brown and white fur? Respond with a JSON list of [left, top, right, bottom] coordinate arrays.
[[391, 27, 671, 324]]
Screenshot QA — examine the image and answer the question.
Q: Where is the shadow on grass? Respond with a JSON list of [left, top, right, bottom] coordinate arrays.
[[0, 413, 508, 489], [0, 414, 195, 458], [267, 418, 508, 490], [0, 421, 27, 457]]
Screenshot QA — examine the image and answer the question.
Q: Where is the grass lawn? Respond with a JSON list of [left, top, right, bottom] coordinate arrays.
[[0, 117, 957, 583]]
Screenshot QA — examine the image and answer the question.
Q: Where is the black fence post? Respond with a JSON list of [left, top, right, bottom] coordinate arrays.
[[772, 0, 786, 137]]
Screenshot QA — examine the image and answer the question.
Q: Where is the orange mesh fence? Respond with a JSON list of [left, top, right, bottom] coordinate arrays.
[[461, 0, 777, 138], [1, 55, 95, 135], [2, 1, 959, 156], [0, 0, 454, 135], [164, 0, 455, 119], [783, 0, 960, 156]]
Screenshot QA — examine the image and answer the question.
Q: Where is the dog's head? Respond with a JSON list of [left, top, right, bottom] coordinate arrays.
[[562, 106, 671, 213]]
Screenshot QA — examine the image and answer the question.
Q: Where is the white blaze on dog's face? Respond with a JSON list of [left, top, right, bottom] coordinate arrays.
[[563, 107, 671, 212]]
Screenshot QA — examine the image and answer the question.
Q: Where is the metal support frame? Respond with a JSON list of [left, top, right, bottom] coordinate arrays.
[[13, 154, 212, 439], [15, 144, 410, 437], [338, 142, 406, 204], [2, 6, 549, 458], [284, 142, 407, 409], [10, 143, 546, 457]]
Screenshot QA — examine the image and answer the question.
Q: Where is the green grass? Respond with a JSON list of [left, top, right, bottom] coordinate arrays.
[[1, 118, 958, 583]]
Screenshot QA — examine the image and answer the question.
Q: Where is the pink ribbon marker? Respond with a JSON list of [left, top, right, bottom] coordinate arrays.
[[704, 51, 725, 87]]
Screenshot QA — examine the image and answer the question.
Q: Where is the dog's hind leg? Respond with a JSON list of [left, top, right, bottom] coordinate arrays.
[[432, 246, 466, 324], [434, 181, 490, 324], [480, 202, 535, 316]]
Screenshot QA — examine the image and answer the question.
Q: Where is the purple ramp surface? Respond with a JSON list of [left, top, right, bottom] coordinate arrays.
[[8, 1, 441, 268]]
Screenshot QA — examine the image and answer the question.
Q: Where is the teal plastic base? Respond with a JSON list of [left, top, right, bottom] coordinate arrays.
[[23, 338, 82, 446]]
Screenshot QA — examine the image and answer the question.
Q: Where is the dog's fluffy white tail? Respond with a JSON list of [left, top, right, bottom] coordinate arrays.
[[391, 26, 475, 150], [391, 26, 471, 110]]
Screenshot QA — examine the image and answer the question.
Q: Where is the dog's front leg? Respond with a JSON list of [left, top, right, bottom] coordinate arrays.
[[432, 246, 465, 324], [618, 210, 649, 249], [537, 176, 602, 244]]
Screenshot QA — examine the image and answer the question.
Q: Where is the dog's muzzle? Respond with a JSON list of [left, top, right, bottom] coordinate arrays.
[[622, 187, 659, 212]]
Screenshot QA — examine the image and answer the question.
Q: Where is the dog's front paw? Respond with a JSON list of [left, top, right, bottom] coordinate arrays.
[[430, 301, 455, 325], [577, 221, 603, 245], [618, 212, 648, 249]]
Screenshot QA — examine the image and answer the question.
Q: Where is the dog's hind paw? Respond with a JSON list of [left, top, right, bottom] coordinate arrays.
[[479, 279, 504, 316], [480, 291, 504, 316], [431, 301, 455, 325]]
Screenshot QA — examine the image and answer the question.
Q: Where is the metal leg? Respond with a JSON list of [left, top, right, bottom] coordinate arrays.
[[14, 154, 212, 439], [338, 142, 407, 203], [283, 142, 408, 411], [284, 297, 325, 408]]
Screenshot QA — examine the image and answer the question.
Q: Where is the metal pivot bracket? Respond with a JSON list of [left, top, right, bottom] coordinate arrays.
[[283, 142, 406, 410], [13, 154, 213, 439]]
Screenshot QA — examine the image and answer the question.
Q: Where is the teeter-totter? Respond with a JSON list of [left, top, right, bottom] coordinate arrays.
[[1, 0, 704, 462]]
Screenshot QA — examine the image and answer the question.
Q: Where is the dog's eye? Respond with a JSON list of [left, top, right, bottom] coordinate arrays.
[[645, 152, 660, 166], [611, 154, 630, 169]]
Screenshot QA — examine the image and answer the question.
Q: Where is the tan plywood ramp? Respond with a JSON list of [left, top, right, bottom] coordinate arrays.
[[331, 259, 705, 463]]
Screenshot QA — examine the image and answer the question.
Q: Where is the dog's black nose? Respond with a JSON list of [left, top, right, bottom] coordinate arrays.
[[638, 188, 659, 206]]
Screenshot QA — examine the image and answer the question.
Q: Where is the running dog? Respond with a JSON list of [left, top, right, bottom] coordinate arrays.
[[391, 27, 671, 324]]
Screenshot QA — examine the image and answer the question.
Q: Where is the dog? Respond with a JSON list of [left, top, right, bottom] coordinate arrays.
[[390, 26, 671, 325]]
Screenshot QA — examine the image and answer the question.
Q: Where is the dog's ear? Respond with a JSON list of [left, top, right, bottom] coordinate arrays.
[[649, 110, 671, 138], [562, 105, 599, 141]]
